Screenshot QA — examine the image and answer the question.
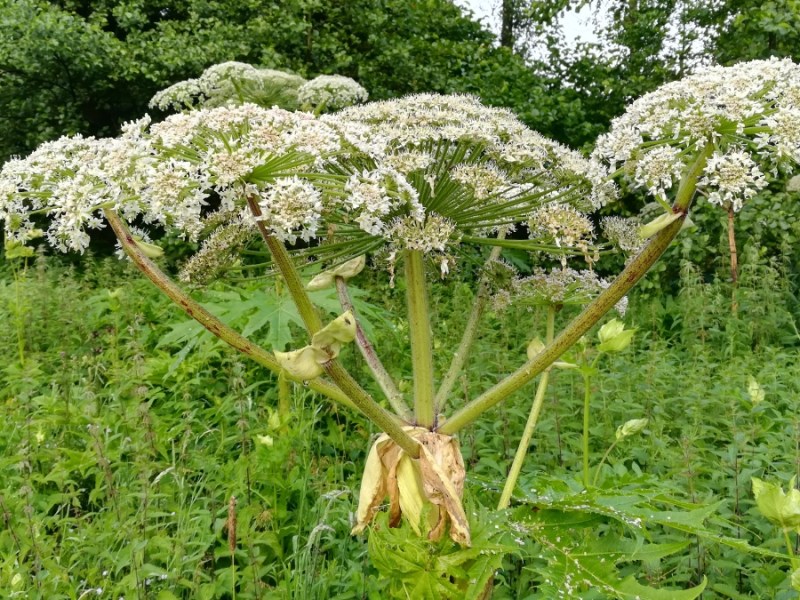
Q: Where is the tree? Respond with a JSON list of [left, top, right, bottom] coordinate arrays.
[[0, 0, 578, 162]]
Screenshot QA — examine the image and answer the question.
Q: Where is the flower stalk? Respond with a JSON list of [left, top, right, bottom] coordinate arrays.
[[497, 305, 556, 509], [405, 250, 436, 428], [245, 199, 419, 456], [103, 209, 356, 411], [439, 144, 713, 436], [336, 277, 412, 420], [435, 244, 504, 413]]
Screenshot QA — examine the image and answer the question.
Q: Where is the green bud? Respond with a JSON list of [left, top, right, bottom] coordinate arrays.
[[597, 318, 635, 353], [3, 240, 35, 259], [615, 418, 649, 441], [638, 212, 682, 240], [747, 375, 765, 405], [751, 476, 800, 532], [526, 337, 545, 360], [307, 255, 366, 290]]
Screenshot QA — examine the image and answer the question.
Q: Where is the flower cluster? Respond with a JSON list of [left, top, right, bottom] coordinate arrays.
[[1, 94, 614, 276], [0, 104, 341, 252], [493, 267, 627, 316], [315, 94, 614, 267], [593, 58, 800, 211], [297, 75, 369, 111], [149, 62, 307, 112]]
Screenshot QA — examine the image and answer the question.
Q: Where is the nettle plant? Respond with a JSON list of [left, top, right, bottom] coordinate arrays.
[[2, 59, 800, 596]]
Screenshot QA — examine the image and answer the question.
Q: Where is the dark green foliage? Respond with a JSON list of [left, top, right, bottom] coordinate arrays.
[[0, 0, 568, 161]]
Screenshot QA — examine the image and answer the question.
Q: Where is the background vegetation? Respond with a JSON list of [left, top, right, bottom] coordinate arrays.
[[2, 0, 800, 597]]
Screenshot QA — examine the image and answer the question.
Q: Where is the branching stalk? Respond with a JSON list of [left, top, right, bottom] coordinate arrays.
[[439, 144, 713, 435], [336, 277, 412, 420], [497, 305, 556, 509], [245, 200, 419, 456], [435, 243, 503, 413], [405, 250, 436, 428], [103, 209, 355, 410]]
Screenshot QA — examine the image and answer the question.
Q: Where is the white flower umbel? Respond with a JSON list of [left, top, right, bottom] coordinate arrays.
[[297, 75, 369, 111], [149, 62, 307, 112], [700, 150, 768, 211], [0, 104, 342, 252], [593, 58, 800, 212], [314, 94, 614, 272]]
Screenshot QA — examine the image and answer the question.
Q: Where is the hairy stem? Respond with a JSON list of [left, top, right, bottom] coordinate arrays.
[[336, 277, 412, 420], [435, 243, 504, 413], [727, 204, 739, 315], [245, 200, 419, 456], [497, 305, 556, 509], [439, 144, 713, 435], [405, 250, 436, 428], [246, 197, 323, 335], [103, 209, 355, 410]]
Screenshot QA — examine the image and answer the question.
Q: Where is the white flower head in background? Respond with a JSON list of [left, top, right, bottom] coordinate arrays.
[[593, 58, 800, 212]]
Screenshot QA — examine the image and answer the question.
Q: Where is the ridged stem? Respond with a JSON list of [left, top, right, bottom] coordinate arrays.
[[405, 250, 436, 428], [439, 143, 713, 436], [497, 305, 556, 509], [246, 198, 419, 456], [435, 243, 504, 413], [336, 277, 412, 420]]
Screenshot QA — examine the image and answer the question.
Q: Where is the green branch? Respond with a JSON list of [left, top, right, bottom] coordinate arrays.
[[435, 243, 503, 412], [336, 276, 412, 420], [497, 305, 556, 509], [439, 144, 713, 436], [245, 198, 419, 456], [103, 209, 355, 411]]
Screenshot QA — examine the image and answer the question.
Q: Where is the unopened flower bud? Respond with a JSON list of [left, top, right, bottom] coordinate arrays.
[[615, 418, 648, 440], [597, 318, 635, 353]]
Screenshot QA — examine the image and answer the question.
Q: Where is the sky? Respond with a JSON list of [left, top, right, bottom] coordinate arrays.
[[455, 0, 604, 47]]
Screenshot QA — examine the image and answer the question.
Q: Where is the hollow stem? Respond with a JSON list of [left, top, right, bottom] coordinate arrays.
[[497, 305, 556, 509], [246, 197, 323, 335], [439, 143, 713, 436], [435, 243, 503, 413], [103, 209, 355, 410], [336, 277, 412, 420], [405, 250, 436, 428], [727, 203, 739, 315], [245, 199, 419, 456]]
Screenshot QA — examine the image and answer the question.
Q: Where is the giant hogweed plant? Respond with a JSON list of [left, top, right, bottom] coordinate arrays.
[[2, 59, 800, 597]]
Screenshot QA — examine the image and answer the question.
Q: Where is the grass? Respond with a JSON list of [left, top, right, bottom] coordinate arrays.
[[1, 246, 799, 598]]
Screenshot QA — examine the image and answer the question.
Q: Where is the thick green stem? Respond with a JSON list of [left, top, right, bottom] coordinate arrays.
[[405, 250, 436, 428], [435, 243, 503, 412], [103, 209, 355, 410], [497, 305, 556, 509], [245, 199, 419, 456], [439, 144, 713, 436], [247, 198, 323, 335], [323, 361, 419, 456], [336, 277, 412, 420]]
